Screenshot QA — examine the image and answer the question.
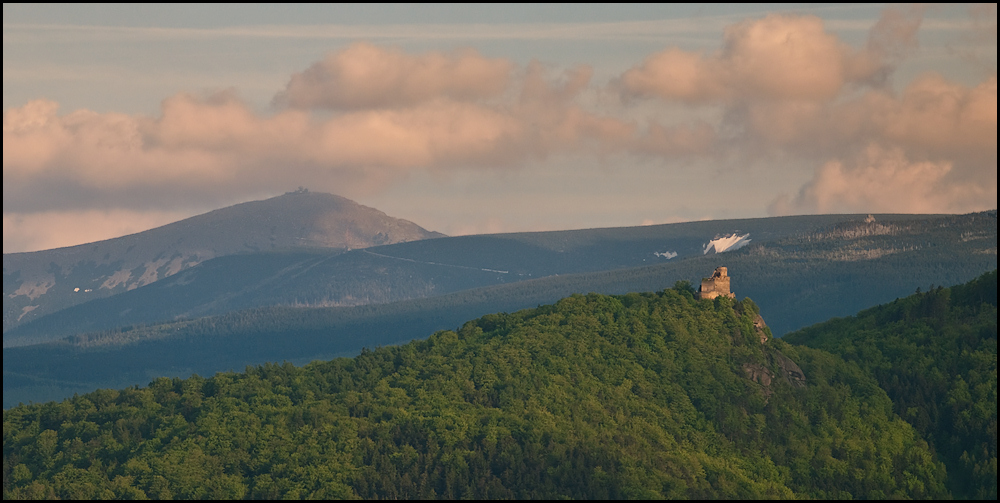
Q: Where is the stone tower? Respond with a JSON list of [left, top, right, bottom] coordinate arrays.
[[698, 267, 735, 300]]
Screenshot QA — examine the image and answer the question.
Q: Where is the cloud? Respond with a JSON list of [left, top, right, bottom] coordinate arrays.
[[762, 73, 996, 217], [735, 73, 997, 160], [3, 209, 192, 253], [620, 14, 882, 104], [4, 8, 995, 254], [5, 48, 718, 222], [445, 217, 520, 237], [769, 146, 996, 216], [275, 42, 514, 110], [616, 6, 994, 160], [2, 94, 526, 197], [865, 4, 926, 64], [874, 73, 997, 159]]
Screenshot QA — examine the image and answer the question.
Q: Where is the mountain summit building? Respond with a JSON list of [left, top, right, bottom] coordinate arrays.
[[698, 267, 736, 300]]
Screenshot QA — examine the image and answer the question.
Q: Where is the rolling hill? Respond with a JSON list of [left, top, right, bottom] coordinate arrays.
[[784, 270, 998, 499], [3, 211, 996, 407], [2, 190, 443, 335], [2, 286, 950, 499], [6, 211, 995, 348]]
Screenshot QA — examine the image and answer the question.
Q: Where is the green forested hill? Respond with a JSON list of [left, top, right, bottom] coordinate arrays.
[[785, 270, 998, 499], [3, 287, 948, 499], [5, 210, 995, 408]]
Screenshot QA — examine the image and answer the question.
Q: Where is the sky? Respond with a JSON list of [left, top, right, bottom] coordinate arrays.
[[3, 3, 997, 253]]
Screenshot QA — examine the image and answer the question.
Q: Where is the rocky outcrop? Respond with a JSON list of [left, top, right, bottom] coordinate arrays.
[[743, 363, 774, 387], [753, 313, 769, 344], [743, 348, 807, 399], [772, 351, 806, 388]]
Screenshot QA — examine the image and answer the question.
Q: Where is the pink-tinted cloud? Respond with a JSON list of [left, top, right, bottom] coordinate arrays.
[[874, 74, 996, 159], [736, 73, 997, 160], [619, 6, 994, 221], [762, 73, 996, 216], [633, 121, 715, 157], [621, 14, 881, 104], [3, 94, 527, 195], [4, 50, 715, 215], [275, 42, 514, 110], [4, 7, 994, 254], [770, 146, 996, 216], [615, 6, 995, 219], [3, 209, 193, 254]]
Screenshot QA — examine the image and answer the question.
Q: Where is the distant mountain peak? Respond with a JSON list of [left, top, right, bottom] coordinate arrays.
[[3, 193, 442, 333]]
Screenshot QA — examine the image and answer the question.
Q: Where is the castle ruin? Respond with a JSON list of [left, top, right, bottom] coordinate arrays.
[[698, 267, 736, 300]]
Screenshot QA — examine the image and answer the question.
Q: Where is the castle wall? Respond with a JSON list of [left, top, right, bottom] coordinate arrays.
[[716, 277, 730, 293], [698, 267, 735, 300], [700, 280, 717, 300]]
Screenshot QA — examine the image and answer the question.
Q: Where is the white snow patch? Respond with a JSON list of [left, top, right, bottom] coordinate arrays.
[[654, 251, 678, 259], [703, 233, 751, 255]]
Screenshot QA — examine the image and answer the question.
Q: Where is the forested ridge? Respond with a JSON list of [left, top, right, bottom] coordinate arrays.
[[6, 211, 995, 408], [785, 270, 998, 499], [2, 283, 961, 499]]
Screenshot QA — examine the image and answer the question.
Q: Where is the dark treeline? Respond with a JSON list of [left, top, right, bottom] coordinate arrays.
[[3, 285, 955, 499]]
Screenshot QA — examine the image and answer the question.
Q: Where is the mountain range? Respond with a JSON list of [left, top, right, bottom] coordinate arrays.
[[3, 190, 442, 333], [2, 194, 997, 407]]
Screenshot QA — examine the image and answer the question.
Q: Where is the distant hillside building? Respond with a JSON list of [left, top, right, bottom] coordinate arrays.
[[699, 267, 736, 300]]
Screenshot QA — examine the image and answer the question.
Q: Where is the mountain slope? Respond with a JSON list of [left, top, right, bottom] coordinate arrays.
[[7, 211, 995, 347], [3, 212, 996, 406], [2, 191, 443, 333], [784, 270, 998, 499], [2, 289, 947, 499]]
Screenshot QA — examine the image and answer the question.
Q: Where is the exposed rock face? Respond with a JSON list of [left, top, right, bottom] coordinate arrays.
[[743, 363, 774, 387], [772, 351, 807, 388], [753, 313, 769, 344], [743, 348, 807, 399], [3, 192, 443, 336]]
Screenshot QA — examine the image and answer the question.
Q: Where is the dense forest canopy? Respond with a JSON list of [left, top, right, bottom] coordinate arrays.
[[6, 278, 980, 499], [785, 270, 998, 499]]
